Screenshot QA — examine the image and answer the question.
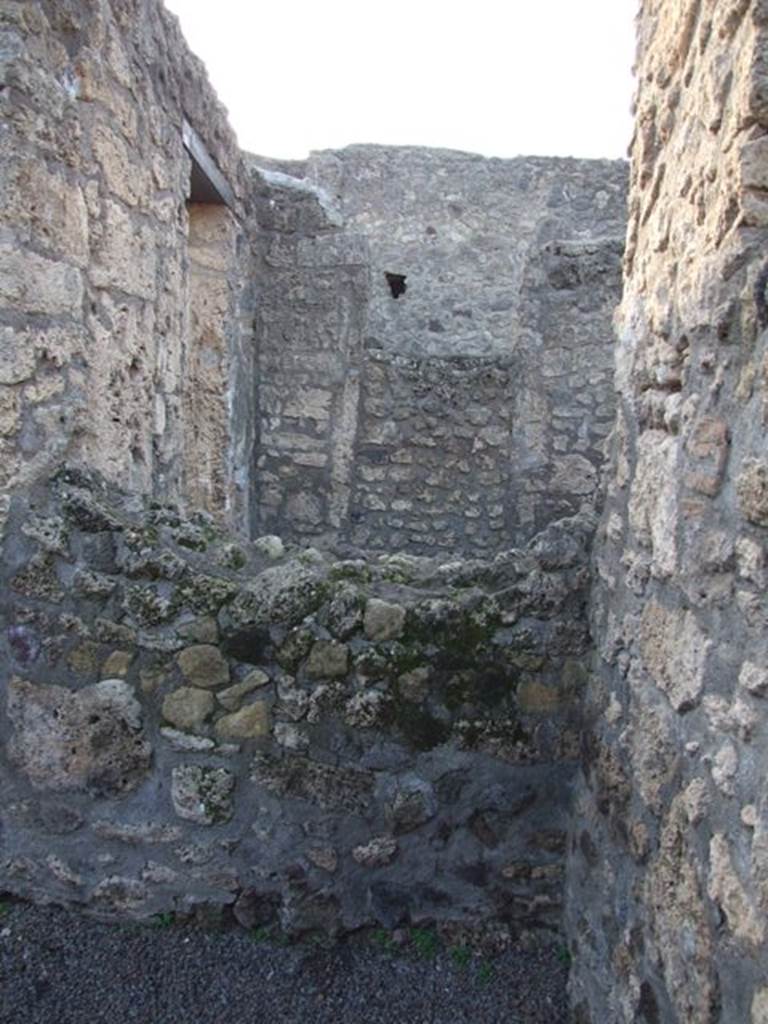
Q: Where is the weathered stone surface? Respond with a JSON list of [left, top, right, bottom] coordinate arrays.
[[307, 846, 338, 873], [170, 766, 234, 826], [384, 775, 437, 834], [639, 601, 711, 711], [740, 661, 768, 697], [566, 4, 768, 1020], [91, 876, 148, 914], [363, 599, 406, 641], [217, 671, 270, 711], [645, 799, 718, 1023], [223, 563, 327, 632], [177, 645, 230, 689], [708, 834, 765, 947], [159, 728, 215, 753], [7, 677, 150, 795], [754, 989, 768, 1023], [352, 836, 398, 868], [305, 639, 349, 679], [251, 754, 374, 815], [214, 702, 270, 741], [161, 687, 214, 732], [252, 535, 285, 559], [397, 667, 430, 702], [738, 459, 768, 526]]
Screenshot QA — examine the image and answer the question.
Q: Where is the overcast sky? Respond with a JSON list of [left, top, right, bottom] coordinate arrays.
[[164, 0, 638, 162]]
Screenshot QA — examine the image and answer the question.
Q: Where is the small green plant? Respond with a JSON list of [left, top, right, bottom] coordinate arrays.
[[251, 925, 290, 946], [557, 944, 572, 966], [150, 911, 175, 928], [0, 900, 9, 918], [477, 960, 495, 985], [449, 945, 472, 969], [371, 928, 399, 953], [410, 927, 439, 959]]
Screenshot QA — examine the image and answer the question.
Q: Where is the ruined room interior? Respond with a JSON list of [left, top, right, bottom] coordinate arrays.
[[1, 1, 767, 1021]]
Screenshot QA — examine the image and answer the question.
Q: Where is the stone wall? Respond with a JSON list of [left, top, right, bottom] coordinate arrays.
[[0, 469, 591, 938], [565, 2, 768, 1021], [249, 167, 369, 542], [250, 147, 627, 554], [0, 0, 257, 534]]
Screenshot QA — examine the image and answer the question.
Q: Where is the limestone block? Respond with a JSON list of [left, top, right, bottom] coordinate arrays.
[[0, 247, 83, 316], [702, 695, 758, 740], [737, 459, 768, 526], [628, 702, 679, 814], [628, 431, 679, 577], [176, 617, 219, 645], [753, 989, 768, 1024], [307, 847, 338, 873], [214, 702, 270, 741], [273, 721, 308, 750], [251, 754, 373, 814], [253, 535, 285, 559], [0, 386, 20, 437], [305, 639, 349, 679], [222, 562, 327, 634], [352, 836, 398, 867], [344, 690, 388, 728], [639, 601, 711, 711], [645, 797, 717, 1023], [364, 598, 406, 641], [711, 741, 739, 796], [91, 821, 183, 844], [91, 121, 146, 206], [384, 775, 437, 834], [100, 650, 134, 679], [397, 667, 430, 702], [707, 834, 765, 947], [517, 680, 560, 713], [160, 729, 215, 753], [177, 645, 229, 688], [275, 675, 309, 721], [91, 877, 148, 914], [740, 661, 768, 696], [217, 670, 270, 712], [161, 687, 215, 732], [90, 199, 157, 299], [741, 137, 768, 190], [9, 160, 89, 265], [7, 677, 150, 795], [684, 417, 730, 496], [171, 766, 234, 826], [549, 454, 598, 496]]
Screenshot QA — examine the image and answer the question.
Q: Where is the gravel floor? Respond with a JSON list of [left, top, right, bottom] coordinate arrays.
[[0, 900, 570, 1024]]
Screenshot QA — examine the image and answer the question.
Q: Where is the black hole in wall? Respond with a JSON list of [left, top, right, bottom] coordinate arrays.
[[385, 272, 407, 299]]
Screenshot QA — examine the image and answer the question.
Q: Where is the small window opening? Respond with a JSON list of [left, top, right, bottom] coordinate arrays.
[[385, 272, 407, 299]]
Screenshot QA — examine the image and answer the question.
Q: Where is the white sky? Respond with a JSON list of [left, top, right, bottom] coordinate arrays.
[[164, 0, 638, 162]]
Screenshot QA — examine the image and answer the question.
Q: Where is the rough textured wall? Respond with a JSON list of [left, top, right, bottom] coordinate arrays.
[[0, 0, 256, 533], [0, 469, 591, 938], [250, 168, 369, 542], [314, 147, 626, 553], [566, 2, 768, 1021], [250, 148, 627, 554]]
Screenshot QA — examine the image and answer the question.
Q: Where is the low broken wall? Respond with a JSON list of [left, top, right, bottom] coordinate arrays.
[[0, 470, 591, 939]]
